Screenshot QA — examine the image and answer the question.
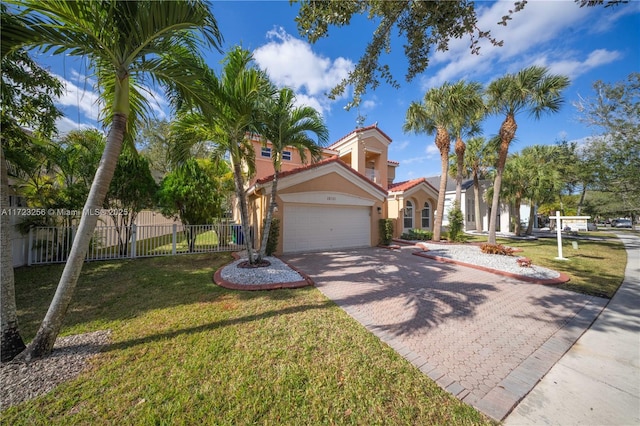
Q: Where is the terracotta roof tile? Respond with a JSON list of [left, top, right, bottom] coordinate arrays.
[[388, 177, 438, 193], [328, 124, 393, 148]]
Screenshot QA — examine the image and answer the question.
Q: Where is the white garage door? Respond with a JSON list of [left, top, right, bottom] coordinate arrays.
[[283, 204, 371, 253]]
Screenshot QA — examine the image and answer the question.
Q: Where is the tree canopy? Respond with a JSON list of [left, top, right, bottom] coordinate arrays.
[[574, 73, 639, 219]]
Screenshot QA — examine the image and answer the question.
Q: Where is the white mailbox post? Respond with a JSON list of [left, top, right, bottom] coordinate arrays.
[[550, 210, 591, 260]]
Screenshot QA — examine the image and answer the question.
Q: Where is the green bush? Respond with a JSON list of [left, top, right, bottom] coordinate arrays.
[[448, 202, 465, 242], [266, 218, 280, 256], [400, 228, 433, 241], [378, 218, 394, 245]]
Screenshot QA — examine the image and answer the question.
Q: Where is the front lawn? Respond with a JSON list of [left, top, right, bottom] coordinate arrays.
[[5, 254, 494, 425], [466, 234, 627, 298]]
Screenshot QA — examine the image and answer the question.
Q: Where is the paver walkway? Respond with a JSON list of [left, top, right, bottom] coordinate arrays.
[[282, 247, 607, 421]]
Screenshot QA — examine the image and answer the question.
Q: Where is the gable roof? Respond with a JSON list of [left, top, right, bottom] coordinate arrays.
[[254, 156, 387, 196], [388, 177, 438, 194], [328, 123, 393, 149]]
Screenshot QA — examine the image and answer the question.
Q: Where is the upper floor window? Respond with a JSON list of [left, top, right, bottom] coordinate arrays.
[[282, 150, 292, 161], [261, 147, 271, 158]]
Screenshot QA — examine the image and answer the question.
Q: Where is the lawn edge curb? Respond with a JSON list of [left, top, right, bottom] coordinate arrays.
[[212, 253, 315, 291]]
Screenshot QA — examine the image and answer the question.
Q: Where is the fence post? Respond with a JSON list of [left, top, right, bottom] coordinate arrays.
[[172, 224, 177, 255], [131, 224, 137, 259], [27, 227, 33, 266]]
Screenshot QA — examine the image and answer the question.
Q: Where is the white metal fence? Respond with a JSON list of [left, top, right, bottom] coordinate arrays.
[[27, 222, 251, 265]]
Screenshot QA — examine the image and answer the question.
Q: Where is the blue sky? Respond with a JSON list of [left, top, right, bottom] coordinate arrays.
[[32, 0, 640, 182]]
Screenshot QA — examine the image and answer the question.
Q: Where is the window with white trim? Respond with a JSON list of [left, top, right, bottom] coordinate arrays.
[[422, 202, 430, 228], [261, 147, 271, 158], [404, 200, 413, 229], [282, 150, 292, 161]]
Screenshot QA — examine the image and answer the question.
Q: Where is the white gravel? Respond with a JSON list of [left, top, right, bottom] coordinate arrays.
[[220, 256, 304, 285], [415, 243, 561, 280]]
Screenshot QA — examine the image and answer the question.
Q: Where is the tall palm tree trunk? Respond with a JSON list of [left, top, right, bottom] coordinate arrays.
[[526, 204, 536, 235], [473, 171, 482, 232], [454, 137, 465, 205], [513, 196, 522, 235], [231, 159, 254, 263], [258, 171, 279, 260], [488, 114, 516, 244], [433, 128, 450, 242], [1, 145, 26, 362], [22, 113, 127, 360]]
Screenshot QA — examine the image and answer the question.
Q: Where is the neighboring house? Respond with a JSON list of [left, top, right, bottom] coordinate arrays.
[[424, 176, 537, 233]]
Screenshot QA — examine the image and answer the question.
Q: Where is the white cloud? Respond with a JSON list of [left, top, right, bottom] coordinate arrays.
[[425, 144, 439, 157], [421, 1, 624, 88], [390, 140, 410, 151], [55, 116, 96, 136], [53, 72, 101, 121], [541, 49, 621, 80], [253, 27, 354, 114]]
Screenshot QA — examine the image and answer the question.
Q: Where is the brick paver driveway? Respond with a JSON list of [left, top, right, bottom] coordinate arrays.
[[282, 246, 607, 421]]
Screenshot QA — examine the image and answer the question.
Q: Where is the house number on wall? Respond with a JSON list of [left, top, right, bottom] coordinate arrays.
[[327, 196, 336, 201]]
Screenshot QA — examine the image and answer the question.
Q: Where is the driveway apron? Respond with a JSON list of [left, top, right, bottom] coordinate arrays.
[[282, 246, 607, 421]]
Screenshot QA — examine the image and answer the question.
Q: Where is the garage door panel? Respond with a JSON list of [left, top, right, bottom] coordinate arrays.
[[283, 204, 370, 253]]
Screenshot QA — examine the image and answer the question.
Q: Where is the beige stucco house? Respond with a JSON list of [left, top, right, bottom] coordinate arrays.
[[245, 124, 439, 254]]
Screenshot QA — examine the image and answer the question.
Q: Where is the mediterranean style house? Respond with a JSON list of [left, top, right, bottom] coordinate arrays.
[[243, 123, 527, 255], [245, 123, 437, 254]]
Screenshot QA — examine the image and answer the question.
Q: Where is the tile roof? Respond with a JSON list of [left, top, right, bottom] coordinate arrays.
[[255, 156, 388, 195], [388, 177, 438, 193], [328, 123, 393, 148], [388, 160, 400, 165]]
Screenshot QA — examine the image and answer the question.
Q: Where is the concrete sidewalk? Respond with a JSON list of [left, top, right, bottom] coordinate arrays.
[[505, 233, 640, 425]]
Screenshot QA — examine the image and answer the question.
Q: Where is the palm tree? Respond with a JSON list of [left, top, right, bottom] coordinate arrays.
[[447, 81, 485, 205], [404, 82, 473, 241], [257, 87, 328, 260], [9, 0, 222, 359], [449, 136, 497, 232], [171, 47, 274, 264], [500, 153, 531, 236], [520, 145, 562, 234], [485, 66, 570, 244]]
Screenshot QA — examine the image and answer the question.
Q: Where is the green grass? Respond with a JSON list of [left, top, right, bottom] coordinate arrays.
[[92, 229, 227, 258], [5, 254, 494, 425], [465, 233, 627, 298]]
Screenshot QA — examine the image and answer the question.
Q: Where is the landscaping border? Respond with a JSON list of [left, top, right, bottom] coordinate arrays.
[[213, 252, 315, 291]]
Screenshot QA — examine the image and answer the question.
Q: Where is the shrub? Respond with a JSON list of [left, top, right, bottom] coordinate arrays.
[[480, 243, 515, 256], [516, 257, 533, 267], [400, 228, 433, 241], [378, 218, 394, 245], [265, 218, 280, 256], [448, 202, 465, 242]]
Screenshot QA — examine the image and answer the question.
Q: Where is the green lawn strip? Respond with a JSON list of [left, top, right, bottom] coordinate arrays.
[[7, 254, 494, 425], [91, 229, 224, 259], [465, 234, 627, 298]]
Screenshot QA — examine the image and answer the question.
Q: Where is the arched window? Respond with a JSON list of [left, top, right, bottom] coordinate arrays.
[[422, 202, 430, 229], [404, 200, 413, 230]]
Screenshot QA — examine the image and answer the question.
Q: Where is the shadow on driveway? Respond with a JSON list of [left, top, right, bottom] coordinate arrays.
[[282, 246, 607, 421]]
